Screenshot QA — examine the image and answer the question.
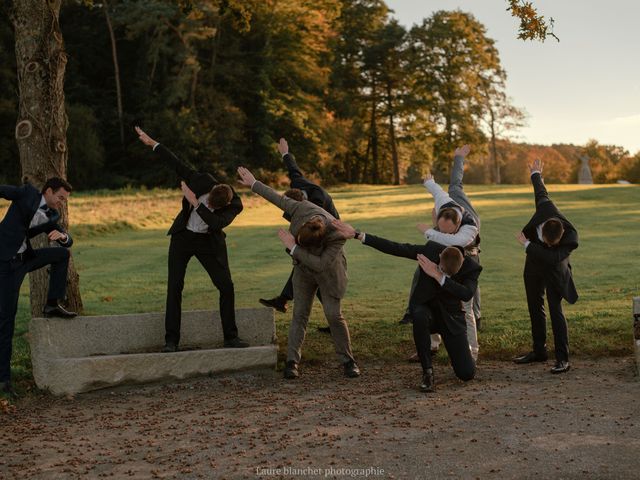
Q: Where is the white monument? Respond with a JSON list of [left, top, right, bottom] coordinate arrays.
[[578, 155, 593, 184]]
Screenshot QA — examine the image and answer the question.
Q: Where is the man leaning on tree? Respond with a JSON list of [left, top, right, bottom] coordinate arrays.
[[0, 177, 77, 399]]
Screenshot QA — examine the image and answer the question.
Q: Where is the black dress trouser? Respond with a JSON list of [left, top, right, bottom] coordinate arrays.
[[165, 230, 238, 345], [524, 262, 569, 362], [0, 247, 70, 382], [409, 301, 475, 381]]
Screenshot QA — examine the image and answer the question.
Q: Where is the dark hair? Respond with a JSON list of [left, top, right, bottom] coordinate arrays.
[[542, 218, 564, 246], [297, 217, 326, 249], [440, 247, 464, 276], [41, 177, 73, 194], [208, 184, 233, 209], [284, 188, 304, 202], [437, 207, 460, 226]]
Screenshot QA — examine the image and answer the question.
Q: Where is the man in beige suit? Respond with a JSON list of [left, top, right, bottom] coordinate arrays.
[[238, 166, 360, 379]]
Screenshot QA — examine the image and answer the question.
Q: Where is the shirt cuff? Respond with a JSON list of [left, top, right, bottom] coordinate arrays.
[[360, 232, 366, 243], [289, 245, 297, 256], [250, 180, 257, 189], [524, 240, 531, 250], [152, 143, 160, 151], [438, 274, 447, 286], [530, 170, 541, 177]]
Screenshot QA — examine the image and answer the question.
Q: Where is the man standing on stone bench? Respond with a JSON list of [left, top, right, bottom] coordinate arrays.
[[135, 127, 249, 352], [237, 166, 360, 380], [0, 177, 77, 399]]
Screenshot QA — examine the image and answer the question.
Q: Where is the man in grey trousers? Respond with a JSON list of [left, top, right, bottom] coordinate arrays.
[[237, 166, 360, 380]]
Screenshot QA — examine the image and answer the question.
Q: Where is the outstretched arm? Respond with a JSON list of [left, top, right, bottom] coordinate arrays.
[[135, 126, 198, 180], [423, 224, 478, 247], [237, 166, 301, 217], [423, 172, 454, 213], [528, 159, 551, 207]]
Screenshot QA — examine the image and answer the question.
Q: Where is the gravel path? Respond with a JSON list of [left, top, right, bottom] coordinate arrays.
[[1, 357, 639, 479]]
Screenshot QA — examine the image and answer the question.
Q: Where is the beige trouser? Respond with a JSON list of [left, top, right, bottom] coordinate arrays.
[[287, 267, 354, 365]]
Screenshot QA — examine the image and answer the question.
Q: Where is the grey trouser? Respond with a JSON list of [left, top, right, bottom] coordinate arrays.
[[287, 266, 354, 365]]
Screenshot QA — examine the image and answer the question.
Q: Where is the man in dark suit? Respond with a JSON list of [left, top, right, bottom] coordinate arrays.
[[514, 159, 578, 374], [259, 138, 339, 316], [0, 177, 76, 398], [136, 127, 248, 352], [332, 220, 481, 393]]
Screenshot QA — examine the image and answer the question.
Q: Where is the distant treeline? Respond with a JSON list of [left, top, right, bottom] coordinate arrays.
[[0, 1, 638, 188]]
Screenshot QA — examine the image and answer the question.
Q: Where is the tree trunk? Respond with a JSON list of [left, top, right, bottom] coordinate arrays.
[[489, 107, 501, 184], [370, 83, 379, 184], [11, 0, 83, 316], [386, 82, 400, 185], [103, 0, 125, 148]]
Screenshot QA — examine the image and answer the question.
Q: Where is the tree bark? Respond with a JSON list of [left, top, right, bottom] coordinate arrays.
[[103, 0, 125, 148], [11, 0, 83, 316]]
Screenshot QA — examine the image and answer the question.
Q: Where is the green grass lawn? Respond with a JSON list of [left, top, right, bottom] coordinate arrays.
[[6, 183, 640, 390]]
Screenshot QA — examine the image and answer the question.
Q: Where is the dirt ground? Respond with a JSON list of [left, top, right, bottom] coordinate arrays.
[[1, 357, 639, 480]]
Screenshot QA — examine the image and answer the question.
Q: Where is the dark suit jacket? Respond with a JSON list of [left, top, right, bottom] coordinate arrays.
[[283, 153, 339, 220], [522, 173, 578, 304], [0, 183, 73, 261], [363, 234, 482, 336], [154, 144, 243, 245]]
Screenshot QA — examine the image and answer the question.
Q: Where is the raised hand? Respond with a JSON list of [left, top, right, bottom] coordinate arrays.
[[277, 138, 289, 156], [180, 181, 198, 207], [528, 158, 543, 174], [237, 166, 256, 187], [331, 219, 357, 239], [277, 228, 296, 249], [135, 126, 157, 147], [455, 145, 471, 157], [423, 171, 433, 185], [515, 231, 528, 246], [417, 254, 442, 281], [416, 223, 429, 234]]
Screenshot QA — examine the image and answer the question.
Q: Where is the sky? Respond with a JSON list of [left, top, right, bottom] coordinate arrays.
[[386, 0, 640, 154]]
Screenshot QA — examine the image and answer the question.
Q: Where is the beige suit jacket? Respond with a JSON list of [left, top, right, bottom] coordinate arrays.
[[252, 181, 347, 298]]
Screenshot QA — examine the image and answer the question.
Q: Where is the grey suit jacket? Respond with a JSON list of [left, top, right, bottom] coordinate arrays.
[[252, 181, 347, 298]]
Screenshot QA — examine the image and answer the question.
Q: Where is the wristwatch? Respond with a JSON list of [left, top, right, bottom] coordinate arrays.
[[354, 229, 362, 240]]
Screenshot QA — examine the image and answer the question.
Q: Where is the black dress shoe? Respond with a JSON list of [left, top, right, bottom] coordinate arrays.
[[283, 361, 299, 379], [317, 326, 331, 334], [550, 361, 570, 374], [343, 360, 360, 378], [259, 296, 288, 313], [42, 303, 77, 318], [1, 381, 18, 400], [224, 337, 249, 348], [420, 368, 435, 393], [513, 351, 548, 364], [162, 343, 178, 353], [399, 313, 413, 325]]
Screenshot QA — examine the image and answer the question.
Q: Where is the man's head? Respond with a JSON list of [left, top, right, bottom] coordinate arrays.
[[284, 188, 305, 202], [296, 215, 326, 249], [41, 177, 72, 210], [437, 207, 461, 234], [439, 246, 464, 276], [208, 184, 233, 210], [542, 218, 564, 246]]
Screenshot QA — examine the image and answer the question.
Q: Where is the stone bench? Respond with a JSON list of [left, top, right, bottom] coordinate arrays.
[[29, 308, 277, 395]]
